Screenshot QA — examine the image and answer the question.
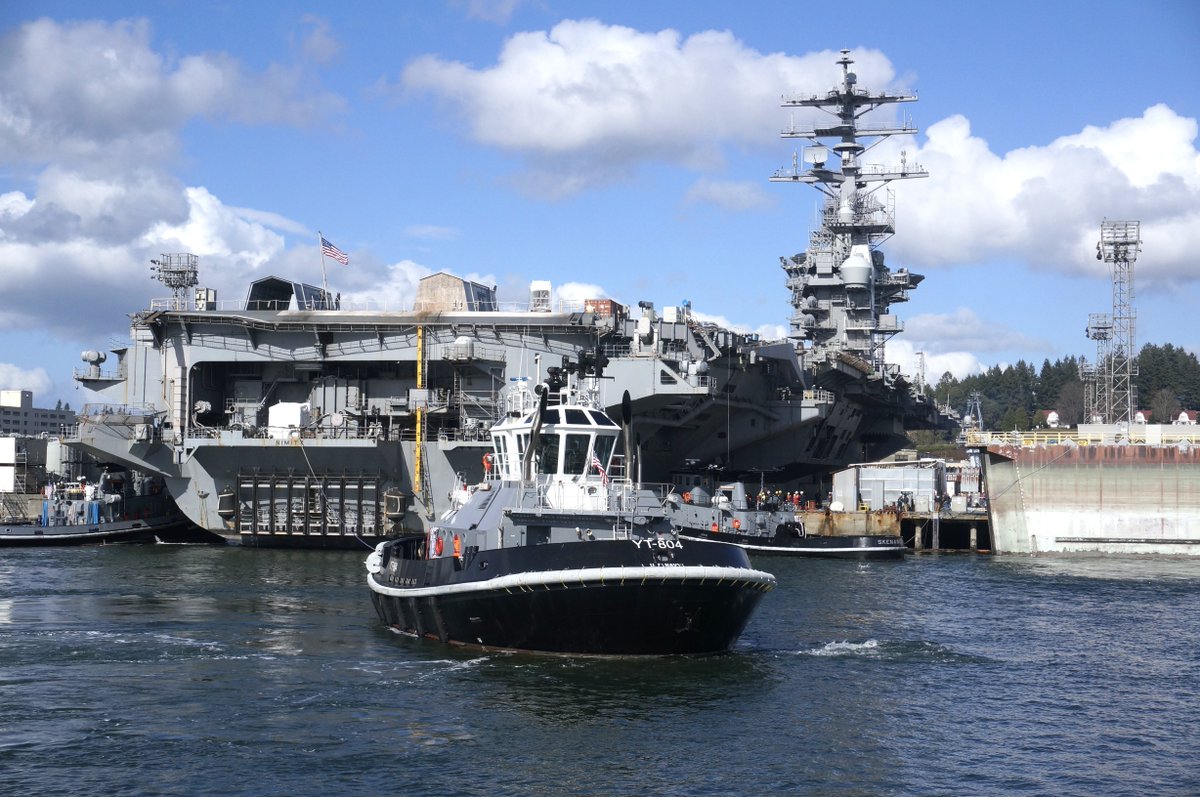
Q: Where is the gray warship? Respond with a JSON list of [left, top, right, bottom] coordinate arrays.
[[69, 49, 944, 547]]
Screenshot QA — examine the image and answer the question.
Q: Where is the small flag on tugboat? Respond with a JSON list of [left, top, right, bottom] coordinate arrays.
[[320, 236, 349, 265], [591, 451, 609, 485]]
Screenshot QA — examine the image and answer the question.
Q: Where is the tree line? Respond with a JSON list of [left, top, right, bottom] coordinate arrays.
[[929, 343, 1200, 431]]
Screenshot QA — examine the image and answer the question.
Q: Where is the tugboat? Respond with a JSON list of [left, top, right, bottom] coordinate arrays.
[[666, 481, 905, 559], [0, 470, 199, 546], [366, 353, 776, 655]]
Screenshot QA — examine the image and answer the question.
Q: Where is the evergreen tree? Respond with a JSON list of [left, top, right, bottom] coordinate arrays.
[[1138, 343, 1200, 409], [915, 344, 1199, 432]]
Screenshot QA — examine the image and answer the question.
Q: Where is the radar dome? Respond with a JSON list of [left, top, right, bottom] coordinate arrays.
[[840, 253, 872, 289]]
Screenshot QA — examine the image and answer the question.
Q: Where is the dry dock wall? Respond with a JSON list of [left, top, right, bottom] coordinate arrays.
[[984, 443, 1200, 555]]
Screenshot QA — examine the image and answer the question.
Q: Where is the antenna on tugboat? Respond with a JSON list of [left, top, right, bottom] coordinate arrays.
[[522, 384, 549, 482]]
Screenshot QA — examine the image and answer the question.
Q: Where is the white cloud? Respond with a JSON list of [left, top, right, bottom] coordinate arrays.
[[230, 206, 313, 237], [0, 190, 35, 223], [0, 363, 53, 396], [902, 307, 1051, 356], [295, 14, 342, 65], [886, 339, 984, 384], [691, 309, 787, 341], [886, 106, 1200, 286], [0, 17, 345, 170], [143, 187, 288, 273], [0, 17, 354, 345], [0, 182, 310, 341], [33, 166, 188, 244], [555, 281, 608, 308], [397, 21, 1199, 287], [684, 178, 773, 211], [456, 0, 525, 24], [399, 22, 897, 195], [339, 260, 432, 310]]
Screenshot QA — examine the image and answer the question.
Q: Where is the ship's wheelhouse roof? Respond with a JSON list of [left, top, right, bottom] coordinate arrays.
[[245, 276, 333, 311]]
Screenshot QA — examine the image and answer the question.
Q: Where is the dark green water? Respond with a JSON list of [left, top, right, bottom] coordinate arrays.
[[1, 545, 1197, 796]]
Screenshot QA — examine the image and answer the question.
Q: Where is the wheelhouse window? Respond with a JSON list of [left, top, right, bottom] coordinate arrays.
[[534, 433, 560, 475], [588, 410, 618, 427], [515, 433, 529, 474], [563, 433, 589, 475], [592, 434, 616, 470], [494, 435, 508, 472]]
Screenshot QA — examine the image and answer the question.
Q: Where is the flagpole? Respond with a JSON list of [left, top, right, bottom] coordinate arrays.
[[317, 230, 330, 308]]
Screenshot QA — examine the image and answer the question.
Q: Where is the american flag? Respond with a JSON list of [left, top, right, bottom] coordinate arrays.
[[591, 451, 609, 485], [320, 236, 349, 265]]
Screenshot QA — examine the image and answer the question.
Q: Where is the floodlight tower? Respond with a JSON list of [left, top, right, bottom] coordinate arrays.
[[1096, 220, 1141, 425], [150, 253, 199, 310], [1083, 312, 1113, 423]]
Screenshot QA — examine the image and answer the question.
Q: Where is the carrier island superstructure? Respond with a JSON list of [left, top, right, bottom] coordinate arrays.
[[69, 50, 946, 546]]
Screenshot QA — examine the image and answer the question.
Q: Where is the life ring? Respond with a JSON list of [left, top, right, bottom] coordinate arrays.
[[710, 522, 719, 534], [682, 492, 692, 504], [434, 534, 444, 556], [482, 452, 495, 473], [732, 519, 741, 530]]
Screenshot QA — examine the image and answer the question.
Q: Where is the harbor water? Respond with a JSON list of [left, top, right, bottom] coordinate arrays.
[[1, 545, 1197, 796]]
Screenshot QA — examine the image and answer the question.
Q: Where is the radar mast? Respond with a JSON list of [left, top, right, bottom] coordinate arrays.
[[772, 49, 928, 377]]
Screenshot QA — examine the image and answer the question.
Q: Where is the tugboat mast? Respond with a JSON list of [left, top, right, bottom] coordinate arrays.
[[772, 49, 928, 377]]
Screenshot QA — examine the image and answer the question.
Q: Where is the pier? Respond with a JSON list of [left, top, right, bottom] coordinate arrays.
[[901, 510, 991, 553]]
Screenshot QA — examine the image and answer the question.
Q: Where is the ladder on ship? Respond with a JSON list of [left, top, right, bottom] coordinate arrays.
[[1, 492, 30, 523], [2, 448, 33, 523]]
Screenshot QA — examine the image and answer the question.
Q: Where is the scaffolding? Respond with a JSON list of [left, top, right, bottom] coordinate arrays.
[[1083, 312, 1113, 424]]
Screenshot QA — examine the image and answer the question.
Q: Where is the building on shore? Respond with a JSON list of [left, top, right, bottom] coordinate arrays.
[[0, 390, 76, 437]]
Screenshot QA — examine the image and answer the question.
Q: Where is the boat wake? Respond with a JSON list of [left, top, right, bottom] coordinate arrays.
[[803, 639, 881, 657], [792, 638, 992, 664]]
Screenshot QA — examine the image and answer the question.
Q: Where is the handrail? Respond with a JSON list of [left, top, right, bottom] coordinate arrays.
[[148, 297, 595, 314], [966, 429, 1200, 447]]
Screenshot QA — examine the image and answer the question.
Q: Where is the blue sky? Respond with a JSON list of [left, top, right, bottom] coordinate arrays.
[[2, 0, 1198, 412]]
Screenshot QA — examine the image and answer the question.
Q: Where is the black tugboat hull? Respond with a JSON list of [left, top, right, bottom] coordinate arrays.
[[368, 540, 774, 655], [675, 529, 907, 559], [0, 516, 195, 547]]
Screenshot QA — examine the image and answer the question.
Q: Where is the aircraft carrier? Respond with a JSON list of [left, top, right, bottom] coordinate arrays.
[[69, 50, 947, 547]]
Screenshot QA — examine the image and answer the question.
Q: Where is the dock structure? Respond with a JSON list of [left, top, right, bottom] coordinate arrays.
[[829, 457, 991, 551], [901, 509, 990, 553], [968, 426, 1200, 556]]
